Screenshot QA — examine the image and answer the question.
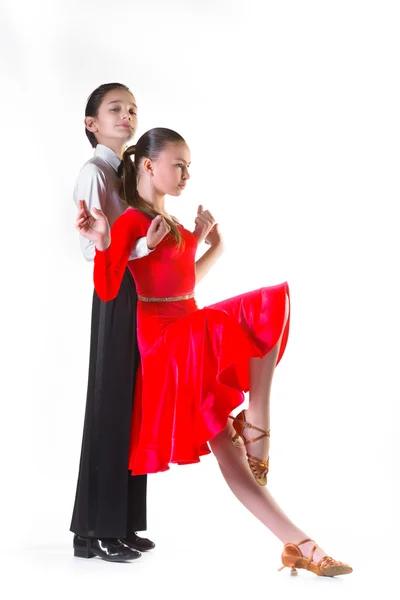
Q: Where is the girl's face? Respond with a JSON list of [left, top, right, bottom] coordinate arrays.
[[150, 142, 191, 197], [85, 89, 138, 146]]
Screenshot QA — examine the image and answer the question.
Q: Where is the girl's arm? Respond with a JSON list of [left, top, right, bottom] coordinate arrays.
[[92, 210, 170, 301], [94, 209, 148, 302], [195, 225, 224, 285]]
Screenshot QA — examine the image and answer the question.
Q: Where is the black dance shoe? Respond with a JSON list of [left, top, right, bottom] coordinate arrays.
[[73, 534, 141, 561], [123, 531, 156, 552]]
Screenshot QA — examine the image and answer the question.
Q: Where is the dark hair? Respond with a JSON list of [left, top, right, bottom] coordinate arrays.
[[85, 82, 132, 148], [122, 128, 186, 247]]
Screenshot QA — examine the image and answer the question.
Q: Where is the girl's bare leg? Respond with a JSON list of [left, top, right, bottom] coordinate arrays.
[[209, 294, 327, 560], [242, 293, 289, 462], [209, 424, 326, 561]]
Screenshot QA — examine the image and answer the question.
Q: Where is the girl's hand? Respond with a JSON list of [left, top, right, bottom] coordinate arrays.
[[204, 223, 223, 248], [147, 215, 171, 249], [193, 205, 216, 244], [75, 200, 111, 250]]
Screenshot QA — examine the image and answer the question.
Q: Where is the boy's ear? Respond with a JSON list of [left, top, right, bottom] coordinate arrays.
[[84, 116, 97, 132]]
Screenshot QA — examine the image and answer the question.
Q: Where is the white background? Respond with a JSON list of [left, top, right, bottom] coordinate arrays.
[[0, 0, 399, 598]]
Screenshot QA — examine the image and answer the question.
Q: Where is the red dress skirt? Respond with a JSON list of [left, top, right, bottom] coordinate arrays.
[[93, 208, 290, 475]]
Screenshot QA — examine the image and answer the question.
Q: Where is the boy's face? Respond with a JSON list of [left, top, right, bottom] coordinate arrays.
[[85, 89, 138, 147]]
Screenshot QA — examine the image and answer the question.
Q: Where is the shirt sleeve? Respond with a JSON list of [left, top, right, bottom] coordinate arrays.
[[129, 236, 154, 260], [74, 164, 107, 262], [94, 210, 148, 301]]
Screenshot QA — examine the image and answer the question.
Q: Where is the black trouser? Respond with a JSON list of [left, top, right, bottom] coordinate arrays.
[[70, 269, 146, 538]]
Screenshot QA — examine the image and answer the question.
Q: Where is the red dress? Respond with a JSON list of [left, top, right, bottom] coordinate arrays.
[[94, 208, 290, 475]]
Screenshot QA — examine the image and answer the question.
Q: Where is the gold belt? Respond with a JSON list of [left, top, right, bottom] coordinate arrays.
[[138, 292, 195, 303]]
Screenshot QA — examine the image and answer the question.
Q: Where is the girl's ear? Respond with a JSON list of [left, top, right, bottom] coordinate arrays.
[[85, 116, 97, 133], [142, 158, 153, 175]]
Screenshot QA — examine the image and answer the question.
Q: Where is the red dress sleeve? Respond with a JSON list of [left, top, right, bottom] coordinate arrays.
[[94, 209, 148, 301]]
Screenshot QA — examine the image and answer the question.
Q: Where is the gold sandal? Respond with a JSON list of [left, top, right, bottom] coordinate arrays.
[[229, 410, 270, 486], [278, 539, 353, 577]]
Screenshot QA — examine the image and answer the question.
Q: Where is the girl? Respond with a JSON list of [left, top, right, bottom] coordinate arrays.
[[71, 82, 155, 562], [76, 127, 353, 577]]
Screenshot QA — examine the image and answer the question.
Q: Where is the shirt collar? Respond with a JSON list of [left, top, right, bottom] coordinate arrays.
[[95, 144, 121, 173]]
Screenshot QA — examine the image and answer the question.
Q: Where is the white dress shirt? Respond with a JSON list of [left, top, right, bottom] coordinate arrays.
[[73, 144, 150, 262]]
